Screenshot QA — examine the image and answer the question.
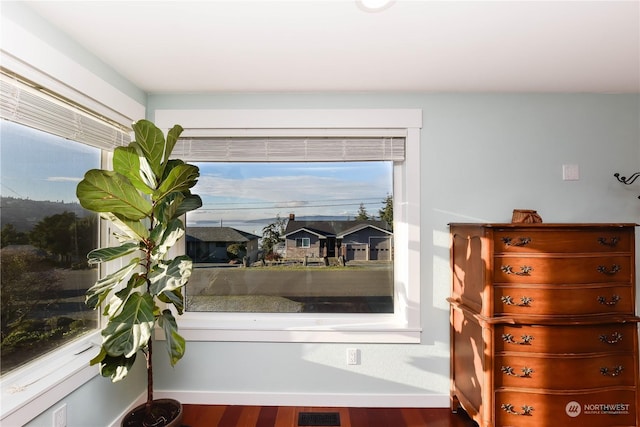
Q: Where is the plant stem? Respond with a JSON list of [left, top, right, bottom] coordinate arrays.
[[147, 339, 153, 407]]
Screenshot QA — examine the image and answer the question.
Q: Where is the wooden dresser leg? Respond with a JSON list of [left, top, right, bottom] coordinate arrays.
[[450, 394, 460, 413]]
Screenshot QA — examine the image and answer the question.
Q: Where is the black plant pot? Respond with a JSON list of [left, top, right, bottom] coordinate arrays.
[[121, 398, 183, 427]]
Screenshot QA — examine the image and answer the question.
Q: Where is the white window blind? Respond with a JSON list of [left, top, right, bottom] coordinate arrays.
[[0, 71, 130, 150], [172, 136, 405, 162]]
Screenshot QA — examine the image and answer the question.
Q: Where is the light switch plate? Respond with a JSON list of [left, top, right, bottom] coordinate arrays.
[[562, 164, 580, 181]]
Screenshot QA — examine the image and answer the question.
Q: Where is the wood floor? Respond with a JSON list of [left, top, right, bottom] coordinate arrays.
[[181, 405, 478, 427]]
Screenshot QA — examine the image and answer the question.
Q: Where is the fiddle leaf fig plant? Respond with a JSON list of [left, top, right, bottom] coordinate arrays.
[[76, 119, 201, 402]]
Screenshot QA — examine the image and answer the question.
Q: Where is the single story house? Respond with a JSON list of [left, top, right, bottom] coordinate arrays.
[[186, 227, 260, 263], [283, 218, 393, 261]]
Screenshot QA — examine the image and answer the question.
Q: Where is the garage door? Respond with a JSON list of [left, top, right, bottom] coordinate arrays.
[[370, 237, 392, 260], [346, 243, 368, 261]]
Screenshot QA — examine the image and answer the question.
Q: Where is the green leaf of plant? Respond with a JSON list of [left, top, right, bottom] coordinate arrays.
[[158, 309, 185, 366], [77, 169, 152, 220], [85, 258, 139, 309], [153, 219, 184, 260], [148, 255, 192, 296], [158, 288, 184, 314], [132, 119, 166, 179], [154, 163, 200, 202], [87, 242, 138, 265], [155, 192, 183, 224], [164, 124, 183, 165], [113, 146, 153, 195], [102, 292, 155, 358], [172, 194, 203, 219], [98, 352, 137, 383], [89, 346, 107, 366], [100, 212, 150, 241], [103, 274, 145, 318]]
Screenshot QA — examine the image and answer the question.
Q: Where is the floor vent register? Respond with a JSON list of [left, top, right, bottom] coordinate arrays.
[[297, 412, 341, 426]]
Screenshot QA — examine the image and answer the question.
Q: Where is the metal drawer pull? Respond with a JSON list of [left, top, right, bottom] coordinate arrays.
[[501, 404, 534, 416], [501, 366, 534, 377], [599, 332, 623, 344], [501, 296, 533, 306], [600, 365, 624, 377], [597, 264, 621, 275], [598, 237, 619, 247], [502, 333, 534, 345], [502, 237, 532, 247], [597, 295, 621, 306], [501, 265, 533, 276]]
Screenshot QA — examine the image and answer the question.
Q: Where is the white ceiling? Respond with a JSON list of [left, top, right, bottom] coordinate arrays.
[[22, 0, 640, 94]]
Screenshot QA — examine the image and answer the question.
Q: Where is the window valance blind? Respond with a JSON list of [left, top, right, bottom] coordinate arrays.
[[173, 136, 405, 162], [0, 71, 131, 150]]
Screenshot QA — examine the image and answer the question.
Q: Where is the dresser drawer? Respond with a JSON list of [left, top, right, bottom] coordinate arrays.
[[493, 229, 633, 254], [493, 285, 634, 316], [495, 323, 638, 354], [494, 388, 637, 427], [494, 255, 632, 284], [495, 353, 637, 389]]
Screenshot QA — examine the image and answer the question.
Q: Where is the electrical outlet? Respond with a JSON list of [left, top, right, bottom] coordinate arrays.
[[53, 404, 67, 427], [347, 348, 359, 365]]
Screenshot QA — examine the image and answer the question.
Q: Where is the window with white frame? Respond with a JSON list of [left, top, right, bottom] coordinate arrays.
[[185, 158, 395, 314], [0, 120, 101, 375], [156, 109, 422, 343], [295, 238, 311, 248], [0, 70, 131, 409]]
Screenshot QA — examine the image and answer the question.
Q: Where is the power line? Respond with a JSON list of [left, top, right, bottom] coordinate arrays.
[[196, 200, 387, 212]]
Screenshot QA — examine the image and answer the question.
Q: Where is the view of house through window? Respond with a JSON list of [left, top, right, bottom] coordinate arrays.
[[0, 120, 100, 375], [185, 161, 394, 313]]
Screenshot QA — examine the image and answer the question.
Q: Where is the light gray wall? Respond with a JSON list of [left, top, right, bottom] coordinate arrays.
[[147, 92, 640, 401], [23, 92, 639, 426]]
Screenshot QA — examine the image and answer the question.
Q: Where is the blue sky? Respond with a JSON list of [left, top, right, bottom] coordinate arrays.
[[189, 161, 392, 226], [1, 120, 100, 203], [1, 120, 393, 228]]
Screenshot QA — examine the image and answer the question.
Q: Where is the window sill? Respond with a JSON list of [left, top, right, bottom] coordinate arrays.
[[167, 313, 422, 343], [0, 332, 100, 426]]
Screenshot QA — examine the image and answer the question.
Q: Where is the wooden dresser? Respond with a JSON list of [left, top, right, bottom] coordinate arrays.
[[448, 223, 639, 427]]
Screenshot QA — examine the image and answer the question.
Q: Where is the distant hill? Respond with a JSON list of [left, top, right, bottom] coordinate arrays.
[[0, 197, 92, 232], [244, 215, 353, 223]]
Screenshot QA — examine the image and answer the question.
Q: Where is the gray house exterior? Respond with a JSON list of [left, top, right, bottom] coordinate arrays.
[[283, 219, 393, 261], [186, 227, 260, 263]]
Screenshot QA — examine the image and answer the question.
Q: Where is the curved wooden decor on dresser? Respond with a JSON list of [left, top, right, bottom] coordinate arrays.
[[449, 223, 640, 427]]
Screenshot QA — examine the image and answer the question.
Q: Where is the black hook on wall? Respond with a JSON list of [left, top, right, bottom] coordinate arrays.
[[614, 172, 640, 199]]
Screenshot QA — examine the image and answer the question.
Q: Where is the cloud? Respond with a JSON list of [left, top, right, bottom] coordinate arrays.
[[46, 176, 82, 183], [195, 174, 384, 203]]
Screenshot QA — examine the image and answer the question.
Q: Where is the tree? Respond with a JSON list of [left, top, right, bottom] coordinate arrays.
[[29, 212, 78, 264], [1, 223, 29, 248], [1, 249, 62, 343], [262, 214, 287, 257], [379, 194, 393, 230], [355, 202, 370, 220], [226, 243, 246, 260]]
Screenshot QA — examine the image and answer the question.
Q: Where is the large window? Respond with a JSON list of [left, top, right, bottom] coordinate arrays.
[[156, 108, 422, 343], [185, 161, 394, 314], [0, 120, 100, 375]]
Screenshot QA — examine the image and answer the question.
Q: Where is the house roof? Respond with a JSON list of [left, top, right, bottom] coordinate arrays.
[[186, 227, 260, 243], [284, 220, 391, 238], [337, 223, 393, 238]]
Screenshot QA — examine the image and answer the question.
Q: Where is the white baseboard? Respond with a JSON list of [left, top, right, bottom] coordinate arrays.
[[154, 390, 449, 408]]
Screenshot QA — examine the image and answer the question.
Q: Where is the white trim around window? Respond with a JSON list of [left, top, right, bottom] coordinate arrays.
[[0, 332, 100, 426], [154, 109, 423, 344]]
